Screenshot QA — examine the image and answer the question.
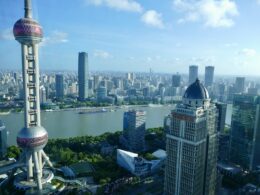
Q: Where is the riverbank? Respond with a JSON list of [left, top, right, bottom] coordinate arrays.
[[0, 103, 167, 114], [2, 105, 175, 145]]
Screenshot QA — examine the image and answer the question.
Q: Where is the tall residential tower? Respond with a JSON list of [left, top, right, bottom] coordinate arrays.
[[164, 79, 218, 195], [78, 52, 89, 101]]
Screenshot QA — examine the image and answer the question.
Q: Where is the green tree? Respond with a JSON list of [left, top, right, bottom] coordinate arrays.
[[6, 145, 21, 159]]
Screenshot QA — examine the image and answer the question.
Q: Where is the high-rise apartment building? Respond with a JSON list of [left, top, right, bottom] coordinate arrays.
[[189, 65, 198, 84], [55, 74, 64, 99], [229, 94, 260, 170], [0, 120, 7, 159], [205, 66, 214, 87], [164, 79, 218, 195], [235, 77, 245, 93], [172, 74, 181, 87], [78, 52, 89, 101], [122, 110, 146, 152]]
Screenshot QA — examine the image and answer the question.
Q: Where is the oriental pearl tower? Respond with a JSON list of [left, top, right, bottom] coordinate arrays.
[[13, 0, 53, 191]]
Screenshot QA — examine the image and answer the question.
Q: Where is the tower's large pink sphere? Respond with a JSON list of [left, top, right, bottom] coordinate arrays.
[[17, 126, 48, 151], [13, 18, 43, 44]]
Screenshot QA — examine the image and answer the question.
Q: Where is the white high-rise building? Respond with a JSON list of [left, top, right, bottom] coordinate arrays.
[[164, 79, 218, 195]]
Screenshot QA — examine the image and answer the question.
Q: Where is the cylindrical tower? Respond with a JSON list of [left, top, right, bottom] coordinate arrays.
[[13, 0, 53, 191]]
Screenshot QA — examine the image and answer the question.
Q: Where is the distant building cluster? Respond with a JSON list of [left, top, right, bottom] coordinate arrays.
[[1, 61, 259, 109]]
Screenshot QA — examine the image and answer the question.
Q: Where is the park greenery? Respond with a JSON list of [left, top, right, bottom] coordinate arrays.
[[6, 127, 164, 185]]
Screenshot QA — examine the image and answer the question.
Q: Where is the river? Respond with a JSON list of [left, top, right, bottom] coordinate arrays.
[[0, 104, 232, 146]]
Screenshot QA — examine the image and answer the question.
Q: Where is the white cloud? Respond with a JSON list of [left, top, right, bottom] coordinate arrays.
[[238, 48, 256, 57], [141, 10, 165, 29], [257, 0, 260, 5], [224, 42, 237, 47], [190, 56, 215, 64], [0, 28, 14, 40], [41, 30, 68, 46], [94, 50, 113, 59], [146, 57, 152, 62], [173, 0, 239, 28], [86, 0, 143, 12]]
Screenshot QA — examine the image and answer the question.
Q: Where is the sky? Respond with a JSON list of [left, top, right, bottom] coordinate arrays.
[[0, 0, 260, 75]]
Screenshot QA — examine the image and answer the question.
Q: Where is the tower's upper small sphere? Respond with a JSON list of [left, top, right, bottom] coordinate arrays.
[[183, 79, 209, 100], [13, 18, 43, 44], [17, 126, 48, 151]]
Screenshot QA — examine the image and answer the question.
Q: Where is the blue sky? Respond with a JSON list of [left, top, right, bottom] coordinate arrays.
[[1, 0, 260, 75]]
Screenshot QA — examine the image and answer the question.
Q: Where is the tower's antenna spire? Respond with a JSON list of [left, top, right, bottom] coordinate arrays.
[[24, 0, 32, 18]]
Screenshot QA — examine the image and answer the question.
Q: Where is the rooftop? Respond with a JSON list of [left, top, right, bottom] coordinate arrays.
[[183, 79, 209, 100]]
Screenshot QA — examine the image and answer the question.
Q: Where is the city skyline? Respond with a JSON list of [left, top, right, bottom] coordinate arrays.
[[1, 0, 260, 75]]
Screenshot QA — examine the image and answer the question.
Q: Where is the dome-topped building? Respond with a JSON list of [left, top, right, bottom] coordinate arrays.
[[164, 79, 218, 195], [183, 78, 210, 108], [184, 78, 209, 100]]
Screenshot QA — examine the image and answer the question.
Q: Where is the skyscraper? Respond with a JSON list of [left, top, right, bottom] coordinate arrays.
[[172, 74, 181, 87], [235, 77, 245, 93], [215, 102, 227, 133], [164, 79, 218, 195], [78, 52, 89, 101], [122, 110, 146, 152], [229, 94, 260, 170], [205, 66, 214, 87], [189, 65, 198, 84], [0, 120, 7, 159], [55, 74, 64, 99], [12, 0, 53, 190]]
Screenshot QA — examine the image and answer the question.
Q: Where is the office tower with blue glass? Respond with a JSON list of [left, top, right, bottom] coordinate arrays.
[[164, 79, 218, 195], [55, 74, 64, 99], [229, 94, 260, 170], [189, 65, 198, 84], [78, 52, 89, 101], [122, 110, 146, 152]]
